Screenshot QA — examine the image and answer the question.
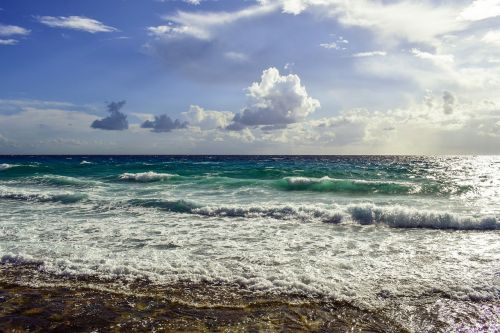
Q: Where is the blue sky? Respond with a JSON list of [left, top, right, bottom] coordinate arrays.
[[1, 0, 500, 154]]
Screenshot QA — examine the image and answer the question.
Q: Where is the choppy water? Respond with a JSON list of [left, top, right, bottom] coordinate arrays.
[[0, 155, 499, 331]]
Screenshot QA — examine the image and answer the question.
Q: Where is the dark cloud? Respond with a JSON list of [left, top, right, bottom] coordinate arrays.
[[443, 91, 455, 115], [91, 101, 128, 130], [141, 114, 188, 133], [225, 120, 247, 131], [260, 124, 288, 131]]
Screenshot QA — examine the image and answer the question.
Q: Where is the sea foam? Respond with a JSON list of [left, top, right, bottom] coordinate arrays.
[[0, 163, 16, 170], [0, 186, 87, 204], [119, 172, 177, 182], [126, 199, 498, 230]]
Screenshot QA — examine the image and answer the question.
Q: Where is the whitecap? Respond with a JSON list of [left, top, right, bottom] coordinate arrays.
[[119, 171, 177, 182]]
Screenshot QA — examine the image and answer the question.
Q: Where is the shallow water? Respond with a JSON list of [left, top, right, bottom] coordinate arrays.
[[0, 155, 499, 331]]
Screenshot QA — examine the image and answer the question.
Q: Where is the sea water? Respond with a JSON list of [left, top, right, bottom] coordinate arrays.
[[0, 155, 499, 330]]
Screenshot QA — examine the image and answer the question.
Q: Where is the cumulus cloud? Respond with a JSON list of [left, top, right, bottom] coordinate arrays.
[[0, 24, 30, 36], [37, 16, 117, 33], [443, 91, 455, 115], [91, 101, 128, 130], [228, 67, 320, 130], [182, 105, 234, 130], [141, 114, 188, 132]]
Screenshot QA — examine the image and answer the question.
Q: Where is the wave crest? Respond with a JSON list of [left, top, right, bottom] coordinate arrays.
[[0, 187, 87, 204], [119, 172, 177, 182], [126, 199, 498, 230], [0, 163, 17, 170], [30, 175, 100, 187], [348, 205, 498, 230], [277, 176, 416, 194]]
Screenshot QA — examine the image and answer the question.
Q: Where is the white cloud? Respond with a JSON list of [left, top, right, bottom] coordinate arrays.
[[352, 51, 387, 57], [229, 67, 320, 128], [182, 105, 234, 130], [320, 35, 348, 50], [147, 24, 208, 40], [459, 0, 500, 21], [149, 3, 277, 40], [273, 0, 465, 44], [0, 39, 17, 45], [320, 42, 339, 49], [482, 30, 500, 44], [224, 51, 248, 62], [411, 48, 454, 66], [37, 16, 117, 33], [0, 24, 30, 37]]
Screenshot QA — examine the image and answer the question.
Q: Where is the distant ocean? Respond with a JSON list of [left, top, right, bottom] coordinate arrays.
[[1, 155, 499, 331]]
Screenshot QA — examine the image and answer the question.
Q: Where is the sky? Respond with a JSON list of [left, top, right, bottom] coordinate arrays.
[[0, 0, 500, 154]]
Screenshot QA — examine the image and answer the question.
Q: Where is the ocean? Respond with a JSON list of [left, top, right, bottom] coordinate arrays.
[[0, 155, 499, 331]]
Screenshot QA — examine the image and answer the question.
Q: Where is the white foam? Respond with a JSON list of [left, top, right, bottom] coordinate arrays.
[[0, 186, 87, 203], [119, 172, 177, 182], [347, 204, 499, 230], [284, 176, 332, 185], [0, 163, 16, 170]]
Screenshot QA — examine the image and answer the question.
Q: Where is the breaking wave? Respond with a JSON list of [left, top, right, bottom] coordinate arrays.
[[126, 199, 498, 230], [119, 172, 178, 182], [274, 176, 469, 195], [0, 187, 87, 204], [347, 205, 499, 230], [29, 175, 101, 187], [0, 163, 17, 170]]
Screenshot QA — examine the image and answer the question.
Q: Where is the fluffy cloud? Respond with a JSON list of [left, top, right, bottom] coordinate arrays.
[[91, 101, 128, 130], [182, 105, 234, 130], [37, 16, 117, 33], [228, 67, 320, 129], [141, 114, 188, 132]]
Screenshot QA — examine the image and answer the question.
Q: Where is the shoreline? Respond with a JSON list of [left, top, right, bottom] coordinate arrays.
[[0, 263, 408, 332]]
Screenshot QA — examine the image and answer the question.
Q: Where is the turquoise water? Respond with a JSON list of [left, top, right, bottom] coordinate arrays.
[[0, 155, 499, 331], [1, 155, 499, 228]]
